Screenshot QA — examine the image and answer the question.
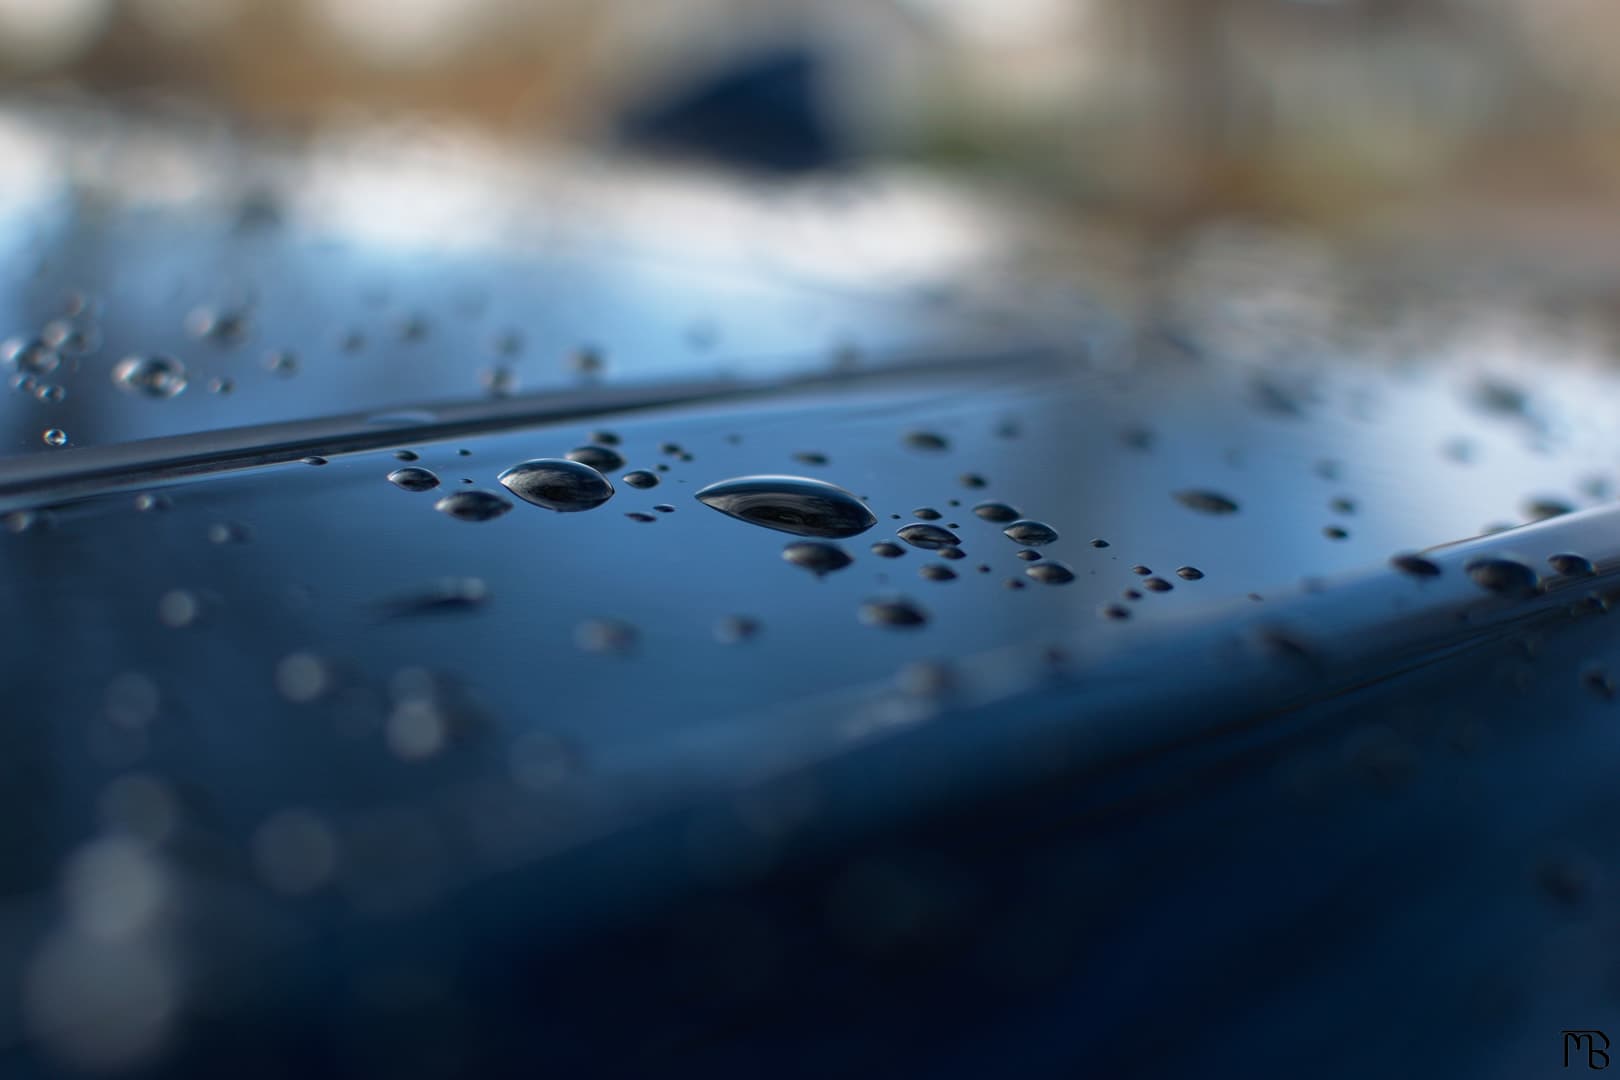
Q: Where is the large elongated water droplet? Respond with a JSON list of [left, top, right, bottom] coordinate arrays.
[[695, 475, 876, 538], [498, 459, 614, 512]]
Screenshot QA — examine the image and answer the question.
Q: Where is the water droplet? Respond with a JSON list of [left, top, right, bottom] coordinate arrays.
[[4, 510, 43, 533], [1143, 577, 1173, 592], [186, 307, 250, 345], [42, 428, 67, 447], [903, 431, 949, 451], [1101, 603, 1130, 620], [972, 502, 1020, 523], [1025, 562, 1075, 585], [912, 507, 942, 521], [133, 493, 170, 513], [566, 445, 626, 472], [793, 452, 828, 466], [1174, 566, 1203, 580], [1549, 553, 1595, 577], [939, 547, 966, 560], [1003, 520, 1058, 546], [1123, 589, 1143, 601], [157, 589, 201, 628], [112, 355, 188, 399], [498, 459, 615, 512], [388, 466, 440, 492], [395, 450, 420, 462], [626, 512, 656, 522], [1323, 525, 1349, 541], [570, 346, 605, 375], [896, 523, 961, 550], [275, 652, 331, 703], [1090, 538, 1110, 549], [208, 376, 234, 395], [1016, 549, 1041, 562], [695, 476, 876, 538], [622, 470, 659, 489], [715, 615, 761, 644], [1330, 497, 1356, 515], [1390, 553, 1440, 577], [207, 521, 250, 544], [871, 541, 904, 558], [1004, 578, 1026, 590], [959, 473, 987, 489], [378, 577, 489, 619], [859, 598, 930, 629], [1524, 497, 1573, 521], [575, 618, 635, 654], [1131, 565, 1151, 575], [919, 564, 956, 581], [1174, 490, 1240, 515], [783, 541, 852, 576], [480, 365, 517, 397], [1465, 557, 1539, 596], [4, 337, 60, 375], [434, 490, 513, 522], [654, 504, 675, 514], [33, 383, 65, 403], [264, 350, 298, 376]]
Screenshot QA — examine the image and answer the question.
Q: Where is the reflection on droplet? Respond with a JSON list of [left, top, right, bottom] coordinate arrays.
[[859, 598, 930, 629], [897, 523, 961, 550], [434, 490, 513, 522], [1026, 562, 1075, 585], [1174, 490, 1240, 515], [783, 541, 852, 576], [112, 355, 187, 399], [498, 459, 614, 512], [972, 501, 1020, 523], [42, 428, 67, 447], [566, 445, 627, 472], [1465, 557, 1539, 596], [388, 466, 440, 492], [622, 470, 660, 489], [1003, 520, 1058, 546], [695, 476, 876, 538], [1549, 553, 1595, 577]]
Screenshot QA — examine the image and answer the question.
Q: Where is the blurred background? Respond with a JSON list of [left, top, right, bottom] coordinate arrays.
[[3, 0, 1620, 219]]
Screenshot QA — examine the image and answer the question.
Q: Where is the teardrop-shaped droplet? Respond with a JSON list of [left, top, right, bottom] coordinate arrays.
[[897, 523, 961, 550], [498, 459, 615, 512], [1465, 557, 1539, 596], [1549, 552, 1595, 577], [388, 466, 440, 492], [782, 541, 852, 576], [1174, 490, 1240, 515], [1025, 562, 1075, 585], [435, 490, 513, 522], [972, 501, 1020, 523], [695, 475, 876, 538], [1003, 520, 1059, 546], [859, 597, 930, 628], [566, 445, 626, 472], [622, 470, 660, 489], [112, 354, 187, 399]]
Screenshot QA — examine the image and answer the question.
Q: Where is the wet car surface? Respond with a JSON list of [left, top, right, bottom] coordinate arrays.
[[5, 110, 1620, 1078]]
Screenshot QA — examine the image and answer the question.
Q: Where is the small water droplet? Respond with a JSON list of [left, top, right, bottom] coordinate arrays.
[[1174, 490, 1240, 515], [653, 504, 675, 514], [566, 445, 626, 472], [1323, 525, 1349, 541], [903, 431, 949, 451], [1003, 520, 1058, 546], [897, 523, 961, 550], [208, 376, 234, 395], [1025, 562, 1075, 585], [715, 615, 761, 643], [1004, 578, 1026, 590], [42, 428, 67, 447], [1143, 577, 1173, 592], [33, 383, 65, 403], [938, 546, 966, 560], [4, 338, 60, 375], [959, 473, 987, 489], [696, 476, 876, 538], [498, 459, 615, 512], [434, 490, 513, 522], [275, 652, 331, 703], [158, 589, 202, 628], [793, 452, 828, 466], [395, 450, 420, 462], [912, 507, 942, 521], [264, 350, 298, 376], [783, 541, 852, 576], [378, 577, 489, 619], [388, 466, 440, 492], [112, 355, 188, 399], [919, 564, 956, 581], [575, 618, 635, 654], [1465, 557, 1539, 596], [626, 512, 656, 522], [480, 365, 517, 397], [859, 597, 930, 629], [1101, 603, 1130, 620], [570, 346, 605, 375], [1090, 538, 1110, 549], [207, 521, 250, 544], [1549, 553, 1595, 577], [1330, 497, 1356, 515], [1390, 553, 1439, 578], [972, 502, 1020, 523], [871, 541, 904, 558], [133, 493, 170, 513], [1016, 549, 1041, 562], [622, 470, 659, 489], [1524, 497, 1573, 521]]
